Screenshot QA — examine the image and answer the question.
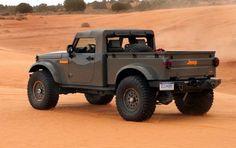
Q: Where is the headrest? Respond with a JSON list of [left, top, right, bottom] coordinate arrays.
[[136, 39, 146, 44], [109, 40, 121, 48]]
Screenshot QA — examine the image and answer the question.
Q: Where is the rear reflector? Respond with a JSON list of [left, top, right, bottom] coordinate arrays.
[[163, 59, 172, 69]]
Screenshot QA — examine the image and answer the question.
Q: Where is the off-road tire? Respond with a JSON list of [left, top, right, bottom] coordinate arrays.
[[116, 76, 156, 121], [174, 90, 214, 115], [85, 94, 113, 105], [125, 44, 153, 52], [27, 71, 59, 110]]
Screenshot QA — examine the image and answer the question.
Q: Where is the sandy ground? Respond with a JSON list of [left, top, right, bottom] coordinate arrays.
[[0, 5, 236, 148]]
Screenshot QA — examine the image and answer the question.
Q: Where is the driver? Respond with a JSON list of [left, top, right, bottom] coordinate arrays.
[[87, 44, 96, 53]]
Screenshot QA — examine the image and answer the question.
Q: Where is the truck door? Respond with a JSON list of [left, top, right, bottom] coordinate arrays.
[[68, 38, 96, 85]]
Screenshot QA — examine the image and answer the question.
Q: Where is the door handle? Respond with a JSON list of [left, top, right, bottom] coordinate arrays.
[[86, 56, 94, 61]]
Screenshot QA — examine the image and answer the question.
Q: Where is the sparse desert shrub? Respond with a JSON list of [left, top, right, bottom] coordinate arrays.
[[111, 2, 131, 12], [0, 4, 5, 10], [64, 0, 86, 11], [81, 22, 90, 28], [1, 6, 16, 15], [16, 3, 33, 13], [92, 1, 107, 9], [1, 12, 10, 16], [150, 0, 185, 9], [35, 3, 48, 12], [46, 6, 57, 12], [36, 4, 64, 12], [135, 1, 151, 11]]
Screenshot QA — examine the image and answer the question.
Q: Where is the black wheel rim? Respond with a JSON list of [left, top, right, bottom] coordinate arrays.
[[123, 88, 140, 112], [182, 93, 195, 106], [33, 81, 45, 102]]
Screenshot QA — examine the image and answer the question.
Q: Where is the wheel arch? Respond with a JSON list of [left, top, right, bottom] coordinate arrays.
[[115, 64, 157, 88], [29, 62, 61, 83]]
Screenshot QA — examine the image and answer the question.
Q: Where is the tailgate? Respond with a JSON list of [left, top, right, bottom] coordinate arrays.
[[162, 51, 216, 79]]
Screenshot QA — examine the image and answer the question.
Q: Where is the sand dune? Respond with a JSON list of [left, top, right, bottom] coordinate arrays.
[[0, 5, 236, 148]]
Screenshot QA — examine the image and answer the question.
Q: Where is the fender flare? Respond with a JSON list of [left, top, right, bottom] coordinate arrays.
[[115, 64, 158, 82], [29, 62, 62, 83]]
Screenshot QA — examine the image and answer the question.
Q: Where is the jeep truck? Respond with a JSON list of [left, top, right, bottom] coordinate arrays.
[[27, 29, 221, 121]]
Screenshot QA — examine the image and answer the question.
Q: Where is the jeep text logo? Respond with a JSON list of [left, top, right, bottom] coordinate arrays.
[[187, 60, 198, 65]]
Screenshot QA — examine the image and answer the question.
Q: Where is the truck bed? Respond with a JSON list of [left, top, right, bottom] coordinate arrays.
[[106, 51, 216, 85]]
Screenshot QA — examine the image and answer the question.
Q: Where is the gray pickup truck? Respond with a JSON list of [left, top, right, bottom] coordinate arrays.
[[27, 29, 221, 121]]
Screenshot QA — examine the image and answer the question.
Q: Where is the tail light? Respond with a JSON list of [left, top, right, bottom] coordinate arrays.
[[164, 59, 172, 69], [156, 48, 165, 52], [213, 57, 220, 67], [36, 55, 39, 62]]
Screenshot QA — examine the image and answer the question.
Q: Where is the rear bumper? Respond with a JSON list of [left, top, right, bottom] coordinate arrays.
[[149, 78, 221, 93]]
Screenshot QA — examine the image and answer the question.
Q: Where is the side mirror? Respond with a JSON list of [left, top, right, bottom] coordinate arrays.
[[67, 45, 74, 58]]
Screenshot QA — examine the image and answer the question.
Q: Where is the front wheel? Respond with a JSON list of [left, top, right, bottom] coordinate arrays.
[[27, 71, 59, 110], [174, 90, 214, 115], [116, 76, 156, 121]]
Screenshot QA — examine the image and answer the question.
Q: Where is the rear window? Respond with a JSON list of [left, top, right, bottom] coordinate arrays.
[[106, 36, 153, 52]]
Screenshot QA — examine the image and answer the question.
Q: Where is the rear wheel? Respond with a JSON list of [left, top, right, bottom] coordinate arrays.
[[27, 71, 59, 110], [85, 94, 113, 105], [174, 90, 214, 115], [116, 76, 156, 121]]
